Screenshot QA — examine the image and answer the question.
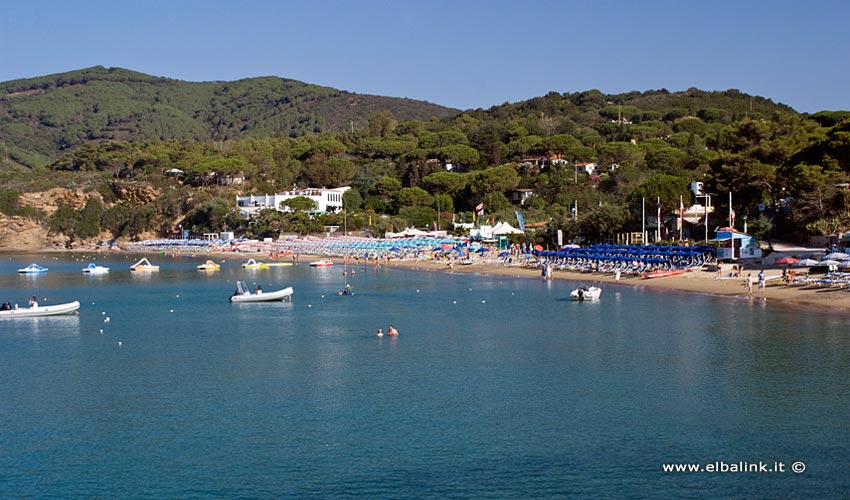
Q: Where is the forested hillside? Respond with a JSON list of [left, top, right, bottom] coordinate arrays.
[[0, 66, 455, 168], [1, 67, 849, 249]]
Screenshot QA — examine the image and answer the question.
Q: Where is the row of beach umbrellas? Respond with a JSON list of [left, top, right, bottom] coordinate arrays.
[[775, 253, 850, 267]]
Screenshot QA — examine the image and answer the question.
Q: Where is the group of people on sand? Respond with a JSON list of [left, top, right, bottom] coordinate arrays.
[[745, 271, 767, 295], [376, 325, 399, 337]]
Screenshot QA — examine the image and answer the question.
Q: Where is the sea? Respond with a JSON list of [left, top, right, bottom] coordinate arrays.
[[1, 253, 849, 499]]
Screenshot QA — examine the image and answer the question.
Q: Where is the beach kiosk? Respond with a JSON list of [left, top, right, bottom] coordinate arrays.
[[710, 227, 761, 260]]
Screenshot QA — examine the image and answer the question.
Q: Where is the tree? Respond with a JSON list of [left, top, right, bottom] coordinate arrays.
[[467, 165, 520, 199], [421, 171, 467, 195], [76, 197, 104, 239], [398, 206, 438, 228], [283, 196, 318, 212], [438, 144, 479, 167], [367, 111, 398, 137], [343, 188, 363, 211], [629, 173, 692, 212], [303, 154, 355, 187], [579, 203, 629, 243], [396, 187, 434, 208]]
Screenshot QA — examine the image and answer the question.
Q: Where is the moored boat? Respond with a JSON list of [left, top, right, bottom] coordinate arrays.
[[0, 300, 80, 318], [18, 263, 48, 274], [197, 260, 221, 271], [130, 257, 159, 271], [229, 280, 293, 303], [309, 259, 334, 267], [83, 262, 110, 274], [242, 258, 269, 269], [570, 286, 601, 301]]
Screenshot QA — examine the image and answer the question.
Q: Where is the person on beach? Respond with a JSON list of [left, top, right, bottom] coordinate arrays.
[[758, 270, 766, 293], [745, 273, 754, 295], [387, 325, 399, 336]]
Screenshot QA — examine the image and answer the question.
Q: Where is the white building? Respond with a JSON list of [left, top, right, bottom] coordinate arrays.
[[236, 187, 350, 218]]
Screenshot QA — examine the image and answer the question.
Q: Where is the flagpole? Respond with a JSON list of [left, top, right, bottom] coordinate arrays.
[[679, 194, 684, 242], [641, 197, 646, 245], [656, 197, 661, 242], [729, 192, 733, 227]]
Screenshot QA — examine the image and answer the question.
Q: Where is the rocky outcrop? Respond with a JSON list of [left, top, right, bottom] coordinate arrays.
[[109, 183, 159, 204], [0, 215, 63, 251]]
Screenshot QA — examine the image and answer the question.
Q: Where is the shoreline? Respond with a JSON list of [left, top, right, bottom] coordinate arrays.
[[383, 258, 850, 317], [6, 246, 850, 317]]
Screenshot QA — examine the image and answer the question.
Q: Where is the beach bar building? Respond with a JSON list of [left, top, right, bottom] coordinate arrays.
[[236, 187, 350, 218], [710, 227, 761, 260]]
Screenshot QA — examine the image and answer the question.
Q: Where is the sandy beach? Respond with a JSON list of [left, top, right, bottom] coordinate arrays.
[[382, 258, 850, 316]]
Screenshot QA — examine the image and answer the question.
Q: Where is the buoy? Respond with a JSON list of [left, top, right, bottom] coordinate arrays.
[[99, 329, 103, 334], [482, 300, 486, 304], [321, 295, 325, 298], [104, 317, 110, 323], [176, 294, 180, 298], [453, 301, 457, 304], [117, 341, 122, 347], [102, 311, 106, 315], [170, 309, 174, 313]]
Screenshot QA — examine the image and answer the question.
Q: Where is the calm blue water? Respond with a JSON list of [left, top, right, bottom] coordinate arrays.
[[1, 253, 849, 499]]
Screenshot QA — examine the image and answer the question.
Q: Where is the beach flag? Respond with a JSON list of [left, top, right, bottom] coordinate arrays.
[[680, 195, 685, 240], [516, 211, 526, 233], [474, 202, 484, 223]]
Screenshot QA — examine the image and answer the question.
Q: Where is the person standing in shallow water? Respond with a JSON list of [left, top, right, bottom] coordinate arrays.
[[745, 273, 754, 295], [758, 270, 766, 293]]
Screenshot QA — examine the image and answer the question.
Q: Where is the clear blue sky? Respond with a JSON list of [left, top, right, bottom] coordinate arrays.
[[2, 0, 849, 113]]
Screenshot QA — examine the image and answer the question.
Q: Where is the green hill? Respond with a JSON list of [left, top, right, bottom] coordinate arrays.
[[0, 66, 456, 167]]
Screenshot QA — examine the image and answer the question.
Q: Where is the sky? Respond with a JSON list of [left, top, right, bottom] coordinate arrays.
[[2, 0, 849, 113]]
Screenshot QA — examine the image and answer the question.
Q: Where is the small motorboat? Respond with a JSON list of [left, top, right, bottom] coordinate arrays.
[[229, 280, 293, 303], [0, 300, 80, 318], [242, 258, 269, 269], [570, 286, 601, 301], [197, 260, 221, 271], [82, 262, 110, 274], [309, 259, 334, 267], [130, 257, 159, 271], [18, 263, 48, 274]]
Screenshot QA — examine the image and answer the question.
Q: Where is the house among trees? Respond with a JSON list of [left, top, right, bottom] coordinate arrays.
[[236, 187, 350, 218], [510, 189, 535, 206], [575, 162, 598, 175]]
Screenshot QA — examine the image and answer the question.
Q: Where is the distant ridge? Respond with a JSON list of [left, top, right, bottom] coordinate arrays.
[[0, 66, 457, 167]]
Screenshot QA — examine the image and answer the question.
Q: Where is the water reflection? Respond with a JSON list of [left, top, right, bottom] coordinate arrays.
[[2, 314, 81, 337]]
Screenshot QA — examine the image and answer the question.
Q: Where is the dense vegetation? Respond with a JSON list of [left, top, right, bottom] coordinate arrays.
[[0, 66, 454, 168], [2, 68, 850, 247]]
